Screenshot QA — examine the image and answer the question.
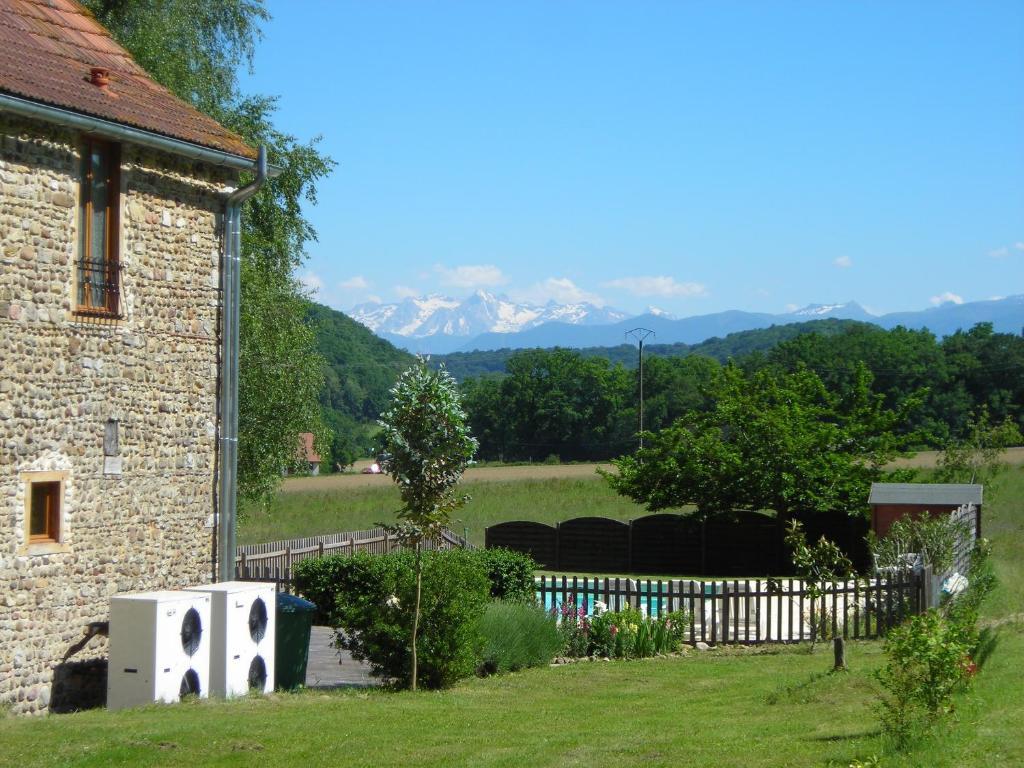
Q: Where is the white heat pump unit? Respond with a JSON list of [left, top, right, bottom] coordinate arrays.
[[186, 581, 276, 697], [107, 591, 211, 711]]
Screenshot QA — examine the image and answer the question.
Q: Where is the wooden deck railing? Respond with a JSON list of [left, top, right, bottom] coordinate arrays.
[[235, 527, 471, 591]]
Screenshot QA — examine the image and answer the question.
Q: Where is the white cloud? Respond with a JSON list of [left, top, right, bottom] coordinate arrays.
[[517, 277, 606, 306], [930, 291, 964, 306], [833, 255, 853, 269], [339, 275, 369, 290], [784, 303, 800, 312], [603, 275, 707, 298], [366, 294, 383, 304], [989, 242, 1024, 258], [434, 264, 507, 288], [298, 271, 323, 297], [393, 285, 419, 299]]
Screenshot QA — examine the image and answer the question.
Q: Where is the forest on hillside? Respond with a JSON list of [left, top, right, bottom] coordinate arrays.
[[311, 302, 1023, 468], [432, 319, 866, 381], [459, 322, 1024, 463], [308, 303, 414, 466]]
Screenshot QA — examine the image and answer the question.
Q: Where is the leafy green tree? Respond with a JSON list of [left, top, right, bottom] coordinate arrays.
[[85, 0, 334, 501], [461, 349, 631, 462], [935, 407, 1023, 485], [378, 361, 477, 690], [606, 364, 915, 520]]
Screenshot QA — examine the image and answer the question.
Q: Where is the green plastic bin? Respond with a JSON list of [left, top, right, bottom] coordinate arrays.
[[275, 593, 317, 690]]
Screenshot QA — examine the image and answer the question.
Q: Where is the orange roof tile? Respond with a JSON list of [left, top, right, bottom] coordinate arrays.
[[0, 0, 255, 159]]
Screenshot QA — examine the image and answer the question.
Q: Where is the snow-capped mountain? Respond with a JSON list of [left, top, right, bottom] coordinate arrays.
[[349, 293, 1024, 354], [350, 290, 628, 349], [788, 301, 876, 321]]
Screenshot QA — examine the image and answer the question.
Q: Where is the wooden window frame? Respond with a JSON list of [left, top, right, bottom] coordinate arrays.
[[76, 138, 122, 317], [21, 472, 67, 552]]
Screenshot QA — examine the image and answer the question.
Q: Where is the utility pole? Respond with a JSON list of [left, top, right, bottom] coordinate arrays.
[[625, 328, 655, 451]]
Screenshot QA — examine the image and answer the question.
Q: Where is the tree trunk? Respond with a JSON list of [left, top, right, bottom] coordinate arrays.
[[833, 637, 846, 671], [411, 542, 422, 691]]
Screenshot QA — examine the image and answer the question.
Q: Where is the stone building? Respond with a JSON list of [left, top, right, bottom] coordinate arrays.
[[0, 0, 264, 714]]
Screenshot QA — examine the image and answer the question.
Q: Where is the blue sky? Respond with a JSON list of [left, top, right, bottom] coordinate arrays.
[[240, 1, 1024, 317]]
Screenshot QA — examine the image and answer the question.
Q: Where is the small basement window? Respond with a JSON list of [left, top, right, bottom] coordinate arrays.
[[21, 472, 67, 553], [29, 482, 61, 542]]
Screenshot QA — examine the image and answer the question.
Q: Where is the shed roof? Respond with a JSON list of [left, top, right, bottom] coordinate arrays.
[[868, 483, 983, 507], [0, 0, 255, 159]]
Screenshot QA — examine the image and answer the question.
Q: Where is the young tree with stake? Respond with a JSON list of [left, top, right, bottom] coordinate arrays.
[[378, 360, 477, 691]]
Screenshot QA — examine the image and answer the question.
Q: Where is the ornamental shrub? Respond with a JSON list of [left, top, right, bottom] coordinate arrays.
[[477, 601, 560, 674], [943, 538, 996, 654], [294, 549, 490, 689], [868, 515, 970, 574], [293, 548, 536, 618], [473, 548, 537, 602], [877, 610, 972, 747]]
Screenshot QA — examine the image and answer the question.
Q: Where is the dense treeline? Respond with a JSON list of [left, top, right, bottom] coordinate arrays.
[[433, 319, 867, 381], [461, 323, 1024, 462]]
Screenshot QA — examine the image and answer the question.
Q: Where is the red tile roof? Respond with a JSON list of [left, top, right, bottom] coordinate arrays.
[[0, 0, 255, 159]]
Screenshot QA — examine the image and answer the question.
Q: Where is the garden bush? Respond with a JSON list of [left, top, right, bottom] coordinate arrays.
[[943, 537, 996, 653], [293, 547, 537, 619], [876, 609, 972, 746], [868, 515, 970, 574], [477, 601, 561, 674], [294, 549, 490, 689], [876, 538, 996, 748], [473, 548, 537, 602]]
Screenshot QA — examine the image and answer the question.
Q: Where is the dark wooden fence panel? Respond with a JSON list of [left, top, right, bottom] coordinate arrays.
[[705, 511, 778, 575], [793, 511, 871, 574], [485, 521, 558, 568], [558, 517, 630, 573], [488, 511, 874, 577], [630, 514, 702, 574]]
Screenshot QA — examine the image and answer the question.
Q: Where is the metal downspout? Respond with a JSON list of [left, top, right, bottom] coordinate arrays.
[[217, 146, 268, 582]]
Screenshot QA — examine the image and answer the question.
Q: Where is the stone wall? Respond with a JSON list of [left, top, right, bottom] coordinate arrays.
[[0, 115, 235, 714]]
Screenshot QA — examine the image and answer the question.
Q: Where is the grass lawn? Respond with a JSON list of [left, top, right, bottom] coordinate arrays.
[[1, 635, 1020, 767], [3, 467, 1020, 767]]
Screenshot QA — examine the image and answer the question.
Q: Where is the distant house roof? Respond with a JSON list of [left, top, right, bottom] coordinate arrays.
[[868, 483, 983, 507], [0, 0, 255, 159], [297, 432, 320, 464]]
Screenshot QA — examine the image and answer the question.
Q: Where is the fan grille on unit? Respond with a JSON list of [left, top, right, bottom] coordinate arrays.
[[179, 669, 201, 698], [248, 597, 268, 643], [248, 655, 268, 692], [181, 607, 203, 655]]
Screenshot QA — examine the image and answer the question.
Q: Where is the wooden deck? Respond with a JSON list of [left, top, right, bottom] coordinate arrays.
[[304, 626, 378, 689]]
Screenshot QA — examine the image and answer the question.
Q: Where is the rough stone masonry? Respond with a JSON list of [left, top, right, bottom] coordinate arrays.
[[0, 114, 236, 714]]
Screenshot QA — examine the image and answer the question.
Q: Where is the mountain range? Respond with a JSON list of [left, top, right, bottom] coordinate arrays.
[[351, 292, 1024, 354]]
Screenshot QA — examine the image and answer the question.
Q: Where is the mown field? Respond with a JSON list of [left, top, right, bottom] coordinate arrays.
[[3, 467, 1022, 767], [240, 467, 645, 546], [240, 449, 1024, 547]]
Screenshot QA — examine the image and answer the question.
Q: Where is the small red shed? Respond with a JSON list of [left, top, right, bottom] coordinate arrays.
[[868, 483, 982, 538]]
